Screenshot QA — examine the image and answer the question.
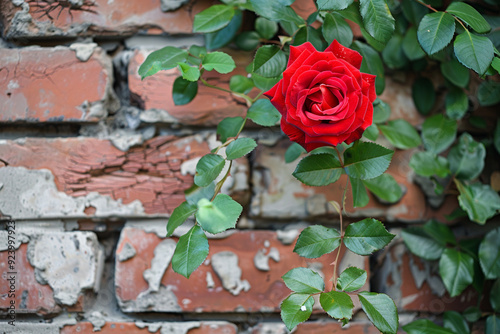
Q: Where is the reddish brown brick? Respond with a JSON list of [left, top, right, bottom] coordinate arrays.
[[115, 227, 369, 313], [252, 322, 381, 334], [61, 321, 237, 334], [0, 46, 114, 123]]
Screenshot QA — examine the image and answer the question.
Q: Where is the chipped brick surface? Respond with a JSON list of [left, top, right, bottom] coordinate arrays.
[[129, 49, 252, 126], [2, 0, 212, 39], [252, 322, 381, 333], [115, 227, 369, 313], [0, 47, 114, 123], [61, 321, 237, 334], [251, 140, 458, 222]]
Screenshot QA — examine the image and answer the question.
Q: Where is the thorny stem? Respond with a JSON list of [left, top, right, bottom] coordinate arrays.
[[332, 177, 350, 289]]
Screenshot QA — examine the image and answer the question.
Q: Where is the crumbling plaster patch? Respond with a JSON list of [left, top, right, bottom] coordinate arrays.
[[211, 251, 250, 296]]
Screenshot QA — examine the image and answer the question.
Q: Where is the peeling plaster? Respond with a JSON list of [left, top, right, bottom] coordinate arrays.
[[117, 242, 137, 262], [87, 311, 106, 331], [143, 239, 176, 292], [160, 0, 190, 11], [277, 223, 308, 245], [119, 285, 182, 313], [254, 247, 280, 271], [69, 42, 97, 62], [206, 272, 215, 289], [211, 251, 251, 296], [0, 230, 28, 251]]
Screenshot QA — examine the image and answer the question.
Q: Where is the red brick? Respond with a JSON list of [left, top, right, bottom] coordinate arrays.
[[2, 0, 212, 39], [61, 321, 237, 334], [115, 227, 369, 313], [0, 47, 113, 123], [128, 49, 253, 126], [252, 322, 381, 334]]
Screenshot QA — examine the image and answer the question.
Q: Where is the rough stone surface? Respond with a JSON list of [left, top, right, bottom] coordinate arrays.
[[115, 227, 367, 313], [61, 321, 238, 334], [0, 47, 117, 123]]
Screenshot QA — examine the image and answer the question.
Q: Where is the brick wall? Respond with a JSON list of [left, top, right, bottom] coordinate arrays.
[[0, 0, 493, 333]]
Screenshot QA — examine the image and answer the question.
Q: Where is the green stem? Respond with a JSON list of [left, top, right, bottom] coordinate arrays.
[[332, 177, 350, 289], [200, 77, 253, 106]]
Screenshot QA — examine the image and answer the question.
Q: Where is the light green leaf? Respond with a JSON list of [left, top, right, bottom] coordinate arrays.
[[337, 267, 367, 292], [139, 47, 188, 79], [491, 279, 500, 312], [444, 311, 470, 334], [358, 292, 399, 334], [235, 31, 261, 51], [353, 41, 386, 94], [456, 181, 500, 225], [247, 99, 281, 126], [167, 201, 197, 237], [255, 17, 278, 40], [250, 0, 305, 25], [280, 293, 314, 331], [293, 153, 342, 186], [226, 138, 257, 160], [401, 227, 445, 260], [193, 5, 235, 33], [409, 151, 449, 178], [448, 133, 485, 180], [454, 31, 494, 75], [403, 26, 426, 60], [229, 75, 254, 94], [359, 0, 395, 44], [251, 73, 281, 91], [205, 10, 242, 50], [350, 176, 370, 208], [479, 227, 500, 279], [403, 319, 455, 334], [363, 174, 402, 204], [184, 183, 215, 206], [440, 57, 470, 88], [344, 218, 395, 255], [293, 225, 341, 258], [486, 315, 500, 334], [422, 114, 457, 154], [446, 87, 468, 120], [282, 267, 325, 294], [202, 52, 236, 74], [379, 119, 421, 149], [412, 77, 436, 115], [417, 12, 455, 55], [477, 81, 500, 107], [285, 142, 306, 163], [439, 248, 474, 297], [253, 45, 287, 78], [177, 63, 200, 82], [194, 154, 225, 187], [196, 194, 243, 234], [171, 225, 209, 278], [172, 76, 198, 106], [372, 98, 391, 123], [322, 12, 353, 47], [320, 291, 354, 320], [217, 117, 245, 142], [446, 2, 490, 34], [343, 142, 393, 180], [363, 124, 379, 141], [316, 0, 353, 10]]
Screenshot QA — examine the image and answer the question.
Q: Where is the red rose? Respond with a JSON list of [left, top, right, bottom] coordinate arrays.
[[264, 40, 376, 152]]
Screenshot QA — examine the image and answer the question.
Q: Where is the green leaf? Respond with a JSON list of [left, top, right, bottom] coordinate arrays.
[[171, 225, 209, 278], [255, 17, 278, 40], [250, 0, 305, 25], [177, 63, 200, 82], [446, 2, 490, 34], [479, 227, 500, 279], [282, 267, 325, 294], [439, 248, 474, 297], [185, 183, 215, 207], [194, 154, 225, 187], [491, 279, 500, 312], [486, 315, 500, 334], [454, 31, 494, 75], [382, 34, 409, 69], [457, 181, 500, 225], [401, 0, 428, 25], [202, 52, 236, 74], [409, 151, 449, 178], [235, 31, 261, 51], [412, 77, 436, 115], [446, 87, 468, 120], [403, 319, 455, 334], [358, 292, 399, 334], [196, 194, 242, 234], [138, 47, 188, 79], [448, 133, 485, 181], [320, 291, 354, 320], [463, 306, 482, 323], [417, 12, 455, 55], [217, 117, 244, 142], [353, 41, 386, 94], [316, 0, 353, 10], [167, 201, 197, 237], [372, 99, 391, 123], [363, 124, 379, 141], [285, 142, 306, 163], [359, 0, 395, 44], [280, 293, 314, 331], [343, 142, 393, 180], [253, 45, 287, 78], [229, 75, 254, 94], [205, 10, 242, 50], [322, 13, 353, 47], [495, 120, 500, 155], [401, 227, 446, 260], [225, 138, 257, 160], [293, 153, 342, 186], [337, 267, 367, 292], [379, 119, 421, 149], [422, 114, 457, 154], [423, 220, 456, 246], [293, 225, 341, 258], [193, 5, 235, 33], [294, 26, 326, 51], [477, 81, 500, 107], [363, 174, 402, 203], [440, 57, 470, 88], [350, 176, 370, 208], [403, 26, 426, 61], [247, 99, 281, 126], [172, 76, 198, 106], [251, 73, 281, 91], [444, 311, 470, 334], [344, 218, 395, 255]]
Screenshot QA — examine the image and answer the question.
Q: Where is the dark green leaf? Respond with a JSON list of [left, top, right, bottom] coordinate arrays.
[[423, 220, 456, 246], [217, 117, 245, 142], [457, 181, 500, 225], [372, 98, 391, 123], [343, 142, 393, 180], [491, 279, 500, 312], [401, 0, 428, 25], [359, 0, 395, 44], [454, 31, 494, 75], [172, 76, 198, 106], [285, 142, 306, 163], [177, 63, 200, 82], [379, 119, 421, 149], [184, 183, 215, 206], [340, 2, 386, 52], [167, 201, 197, 237], [193, 5, 235, 33], [477, 81, 500, 107], [205, 10, 242, 50], [282, 267, 325, 294], [363, 173, 403, 203], [439, 248, 474, 297], [280, 293, 314, 331], [463, 306, 482, 323], [412, 77, 436, 115], [320, 291, 354, 320], [235, 31, 261, 51], [444, 311, 470, 334], [422, 114, 457, 154], [171, 225, 209, 278], [446, 87, 468, 120], [255, 17, 278, 40], [344, 218, 395, 255], [440, 57, 470, 88], [448, 133, 485, 180], [293, 153, 342, 186], [401, 227, 445, 260], [446, 2, 490, 34], [353, 41, 386, 94], [247, 99, 281, 126], [250, 0, 305, 25], [403, 319, 455, 334], [409, 151, 449, 178], [337, 267, 367, 292], [253, 45, 287, 78], [196, 194, 243, 234], [403, 26, 426, 60], [382, 34, 409, 69], [479, 227, 500, 279], [226, 138, 257, 160], [316, 0, 353, 10], [194, 154, 225, 187], [229, 75, 254, 94], [358, 292, 399, 334], [293, 26, 325, 51], [350, 177, 370, 208], [293, 225, 341, 258], [418, 12, 455, 55], [139, 47, 188, 79], [486, 315, 500, 334], [323, 13, 353, 47], [202, 52, 236, 74], [251, 73, 281, 91]]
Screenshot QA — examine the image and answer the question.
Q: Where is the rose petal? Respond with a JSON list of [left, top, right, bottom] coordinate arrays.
[[324, 40, 363, 69], [288, 42, 317, 67], [280, 117, 306, 146]]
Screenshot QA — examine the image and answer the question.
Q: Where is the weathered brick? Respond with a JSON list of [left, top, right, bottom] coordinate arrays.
[[115, 226, 369, 313], [252, 321, 381, 334], [128, 49, 253, 126], [2, 0, 212, 39], [0, 46, 116, 123], [60, 321, 237, 334], [250, 140, 457, 222]]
